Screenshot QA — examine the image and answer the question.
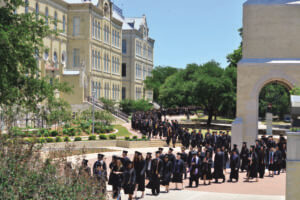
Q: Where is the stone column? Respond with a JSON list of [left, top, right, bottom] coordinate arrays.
[[286, 132, 300, 200]]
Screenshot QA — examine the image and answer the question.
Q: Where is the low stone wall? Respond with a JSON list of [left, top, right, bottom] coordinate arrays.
[[116, 140, 152, 148]]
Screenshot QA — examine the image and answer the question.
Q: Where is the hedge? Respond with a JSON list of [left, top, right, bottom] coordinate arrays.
[[74, 137, 82, 141]]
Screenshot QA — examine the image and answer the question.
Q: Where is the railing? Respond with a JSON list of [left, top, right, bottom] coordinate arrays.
[[86, 96, 129, 122]]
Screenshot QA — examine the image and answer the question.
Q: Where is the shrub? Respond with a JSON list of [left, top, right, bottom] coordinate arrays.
[[64, 123, 71, 129], [109, 134, 116, 140], [74, 137, 82, 141], [62, 129, 69, 136], [50, 130, 58, 137], [11, 127, 26, 137], [64, 137, 70, 142], [69, 128, 76, 136], [88, 135, 96, 140], [46, 137, 54, 143], [99, 134, 107, 140], [55, 137, 62, 142], [23, 138, 34, 144], [125, 136, 130, 141], [80, 121, 90, 130], [39, 138, 46, 143], [132, 136, 138, 140], [142, 135, 147, 140]]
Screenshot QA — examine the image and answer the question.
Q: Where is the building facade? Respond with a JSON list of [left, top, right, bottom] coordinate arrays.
[[15, 0, 154, 110]]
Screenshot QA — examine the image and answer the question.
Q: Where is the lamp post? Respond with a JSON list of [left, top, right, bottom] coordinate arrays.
[[92, 89, 96, 135]]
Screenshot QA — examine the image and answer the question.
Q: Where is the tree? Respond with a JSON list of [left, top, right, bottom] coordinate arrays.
[[192, 61, 230, 125], [0, 0, 71, 130], [144, 66, 178, 103], [119, 99, 153, 114], [226, 28, 243, 68]]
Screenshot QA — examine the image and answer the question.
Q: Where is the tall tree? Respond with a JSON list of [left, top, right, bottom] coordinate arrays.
[[144, 66, 178, 103], [0, 1, 71, 130]]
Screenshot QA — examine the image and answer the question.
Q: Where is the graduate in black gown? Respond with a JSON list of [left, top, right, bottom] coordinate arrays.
[[167, 148, 176, 169], [121, 151, 130, 169], [213, 147, 225, 183], [240, 142, 249, 172], [145, 152, 152, 179], [281, 143, 287, 173], [160, 155, 173, 192], [246, 145, 258, 182], [189, 151, 201, 187], [274, 145, 282, 175], [172, 153, 185, 190], [123, 161, 136, 200], [268, 147, 275, 177], [108, 155, 117, 187], [147, 151, 163, 196], [228, 150, 240, 182], [258, 146, 266, 178], [134, 152, 146, 199], [201, 151, 212, 185], [111, 158, 124, 199], [180, 147, 188, 179]]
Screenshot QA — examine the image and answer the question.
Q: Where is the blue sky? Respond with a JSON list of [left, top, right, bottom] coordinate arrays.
[[68, 0, 244, 68]]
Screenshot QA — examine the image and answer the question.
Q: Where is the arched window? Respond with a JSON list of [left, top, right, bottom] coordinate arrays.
[[63, 15, 66, 33], [25, 0, 29, 14], [45, 7, 49, 25], [98, 22, 100, 40], [54, 11, 57, 31], [35, 3, 39, 20]]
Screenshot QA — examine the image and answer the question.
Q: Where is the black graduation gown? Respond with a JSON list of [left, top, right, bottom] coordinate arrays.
[[123, 168, 136, 195], [274, 150, 282, 172], [121, 157, 130, 169], [201, 157, 212, 180], [134, 160, 146, 191], [172, 159, 184, 183], [147, 158, 163, 189], [248, 151, 258, 178], [108, 162, 116, 185], [93, 160, 107, 177], [258, 150, 266, 178], [161, 160, 173, 185], [213, 152, 225, 179], [230, 154, 240, 180], [240, 147, 249, 171]]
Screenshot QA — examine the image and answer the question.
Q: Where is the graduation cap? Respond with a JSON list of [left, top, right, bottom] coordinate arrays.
[[158, 147, 163, 151], [98, 154, 104, 159], [243, 142, 247, 145], [123, 150, 128, 154], [169, 148, 174, 151], [137, 151, 142, 156], [112, 155, 117, 159], [177, 152, 182, 156], [147, 152, 152, 155], [156, 151, 161, 154], [233, 144, 237, 148]]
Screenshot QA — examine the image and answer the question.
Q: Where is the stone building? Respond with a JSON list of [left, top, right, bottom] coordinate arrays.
[[15, 0, 154, 111]]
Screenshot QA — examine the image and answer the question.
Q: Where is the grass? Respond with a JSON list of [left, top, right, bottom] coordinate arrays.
[[113, 125, 132, 137]]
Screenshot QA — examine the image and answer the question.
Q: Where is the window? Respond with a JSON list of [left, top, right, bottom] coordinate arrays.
[[122, 63, 126, 77], [54, 12, 57, 31], [45, 7, 49, 25], [136, 63, 142, 79], [73, 17, 80, 36], [73, 48, 80, 67], [25, 0, 29, 14], [97, 22, 100, 40], [44, 49, 49, 60], [97, 51, 101, 70], [122, 87, 126, 100], [62, 51, 66, 64], [143, 45, 147, 57], [63, 16, 66, 33], [92, 50, 95, 69], [136, 87, 142, 100], [122, 39, 126, 54], [104, 83, 110, 99], [35, 3, 39, 20], [117, 32, 120, 47], [92, 19, 95, 38], [116, 57, 119, 74], [143, 65, 147, 80]]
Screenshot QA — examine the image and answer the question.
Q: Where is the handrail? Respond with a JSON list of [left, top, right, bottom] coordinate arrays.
[[86, 96, 129, 122]]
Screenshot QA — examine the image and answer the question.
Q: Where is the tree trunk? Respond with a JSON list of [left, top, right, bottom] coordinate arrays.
[[207, 112, 213, 127]]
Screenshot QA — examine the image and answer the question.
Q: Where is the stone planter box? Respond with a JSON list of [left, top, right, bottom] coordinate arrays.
[[116, 140, 151, 148]]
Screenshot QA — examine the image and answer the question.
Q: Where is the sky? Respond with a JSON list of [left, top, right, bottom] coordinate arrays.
[[67, 0, 244, 68]]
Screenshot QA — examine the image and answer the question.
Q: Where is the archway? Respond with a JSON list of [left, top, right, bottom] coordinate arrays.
[[257, 80, 292, 136]]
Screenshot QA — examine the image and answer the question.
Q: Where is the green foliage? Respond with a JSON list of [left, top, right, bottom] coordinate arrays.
[[63, 128, 69, 136], [39, 137, 46, 143], [46, 137, 54, 143], [0, 134, 106, 199], [290, 87, 300, 96], [80, 121, 91, 131], [142, 135, 147, 140], [64, 136, 70, 142], [132, 136, 138, 140], [259, 83, 290, 119], [99, 97, 116, 112], [144, 66, 179, 103], [113, 125, 132, 137], [74, 137, 82, 142], [55, 136, 62, 143], [50, 130, 58, 137], [99, 134, 107, 140], [95, 110, 115, 125], [125, 136, 130, 141], [119, 99, 153, 115], [64, 123, 71, 129], [88, 135, 96, 140], [94, 123, 114, 134], [109, 134, 116, 140]]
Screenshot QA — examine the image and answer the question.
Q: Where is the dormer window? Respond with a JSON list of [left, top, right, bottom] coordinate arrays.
[[104, 3, 109, 16]]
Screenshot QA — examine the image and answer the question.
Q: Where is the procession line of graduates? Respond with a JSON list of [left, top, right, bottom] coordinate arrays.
[[76, 135, 286, 200]]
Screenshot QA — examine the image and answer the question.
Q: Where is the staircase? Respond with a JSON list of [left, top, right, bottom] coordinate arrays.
[[86, 97, 129, 123]]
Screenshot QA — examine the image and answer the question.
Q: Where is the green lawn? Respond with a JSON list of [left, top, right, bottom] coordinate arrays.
[[113, 125, 132, 137]]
